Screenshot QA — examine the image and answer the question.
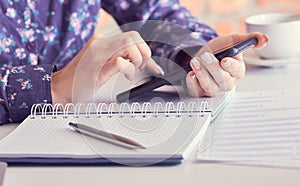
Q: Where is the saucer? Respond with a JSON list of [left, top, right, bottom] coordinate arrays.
[[244, 51, 300, 67]]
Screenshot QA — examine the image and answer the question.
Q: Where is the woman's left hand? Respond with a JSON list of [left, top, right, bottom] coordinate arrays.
[[185, 32, 268, 97]]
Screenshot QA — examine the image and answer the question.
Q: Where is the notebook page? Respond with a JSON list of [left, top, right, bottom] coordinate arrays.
[[0, 117, 97, 157], [79, 114, 211, 159], [0, 112, 210, 160], [197, 89, 300, 167]]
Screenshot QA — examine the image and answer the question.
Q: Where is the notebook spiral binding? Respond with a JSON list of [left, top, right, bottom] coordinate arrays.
[[30, 101, 211, 119]]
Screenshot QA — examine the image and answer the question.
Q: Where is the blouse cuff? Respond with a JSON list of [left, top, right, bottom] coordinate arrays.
[[5, 64, 55, 122]]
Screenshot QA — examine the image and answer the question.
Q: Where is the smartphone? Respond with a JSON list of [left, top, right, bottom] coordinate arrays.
[[117, 37, 258, 102], [214, 37, 258, 61]]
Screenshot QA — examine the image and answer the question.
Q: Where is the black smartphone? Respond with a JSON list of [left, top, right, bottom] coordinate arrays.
[[117, 37, 258, 102], [214, 37, 258, 61]]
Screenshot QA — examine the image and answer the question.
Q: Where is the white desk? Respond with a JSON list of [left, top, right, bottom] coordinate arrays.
[[2, 64, 300, 186]]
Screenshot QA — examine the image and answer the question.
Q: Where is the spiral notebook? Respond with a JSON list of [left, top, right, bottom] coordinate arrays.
[[0, 90, 234, 165]]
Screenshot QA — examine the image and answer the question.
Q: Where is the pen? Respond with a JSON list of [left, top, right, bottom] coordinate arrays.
[[0, 162, 6, 186], [69, 122, 146, 149], [116, 37, 258, 102]]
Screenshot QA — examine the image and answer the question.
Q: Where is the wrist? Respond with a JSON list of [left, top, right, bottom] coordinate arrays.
[[51, 70, 71, 106]]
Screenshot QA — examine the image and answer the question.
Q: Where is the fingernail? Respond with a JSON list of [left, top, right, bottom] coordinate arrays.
[[156, 64, 165, 76], [264, 34, 269, 43], [261, 34, 269, 48], [222, 60, 231, 68], [191, 57, 201, 70], [200, 52, 215, 65], [190, 74, 196, 80]]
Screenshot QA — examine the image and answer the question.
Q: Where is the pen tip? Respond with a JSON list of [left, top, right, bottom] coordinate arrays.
[[138, 145, 146, 149]]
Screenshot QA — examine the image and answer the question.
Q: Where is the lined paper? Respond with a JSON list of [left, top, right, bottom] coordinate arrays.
[[197, 89, 300, 168]]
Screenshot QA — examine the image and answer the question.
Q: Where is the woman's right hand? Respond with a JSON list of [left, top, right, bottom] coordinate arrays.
[[51, 31, 164, 105]]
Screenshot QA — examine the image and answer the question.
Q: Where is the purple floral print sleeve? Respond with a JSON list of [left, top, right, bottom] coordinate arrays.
[[0, 0, 217, 124], [0, 0, 101, 124]]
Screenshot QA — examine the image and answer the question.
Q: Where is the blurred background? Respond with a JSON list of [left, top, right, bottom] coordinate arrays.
[[95, 0, 300, 35]]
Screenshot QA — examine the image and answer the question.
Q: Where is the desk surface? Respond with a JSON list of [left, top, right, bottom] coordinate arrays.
[[2, 64, 300, 186]]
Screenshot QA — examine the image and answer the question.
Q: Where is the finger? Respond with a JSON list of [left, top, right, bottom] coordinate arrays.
[[190, 57, 219, 97], [97, 57, 136, 88], [185, 71, 205, 97], [111, 31, 151, 59], [112, 38, 144, 69], [248, 32, 269, 48], [123, 31, 152, 69], [194, 53, 236, 92], [124, 31, 152, 58], [197, 52, 228, 90], [220, 57, 246, 79], [200, 33, 269, 55], [222, 32, 268, 49], [145, 58, 165, 76], [95, 32, 152, 70]]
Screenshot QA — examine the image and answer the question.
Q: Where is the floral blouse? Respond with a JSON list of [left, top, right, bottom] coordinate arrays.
[[0, 0, 217, 124]]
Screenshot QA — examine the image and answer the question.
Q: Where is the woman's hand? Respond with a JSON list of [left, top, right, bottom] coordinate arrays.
[[51, 31, 164, 105], [185, 32, 268, 97]]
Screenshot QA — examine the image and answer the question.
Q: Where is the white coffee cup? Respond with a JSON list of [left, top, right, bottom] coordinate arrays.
[[245, 13, 300, 59]]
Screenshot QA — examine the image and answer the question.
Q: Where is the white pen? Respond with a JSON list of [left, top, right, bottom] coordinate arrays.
[[69, 122, 146, 149]]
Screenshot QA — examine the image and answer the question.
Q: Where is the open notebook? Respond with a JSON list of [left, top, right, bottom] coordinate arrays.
[[0, 88, 234, 165]]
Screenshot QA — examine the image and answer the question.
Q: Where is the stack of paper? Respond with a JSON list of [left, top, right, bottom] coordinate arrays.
[[197, 89, 300, 168]]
